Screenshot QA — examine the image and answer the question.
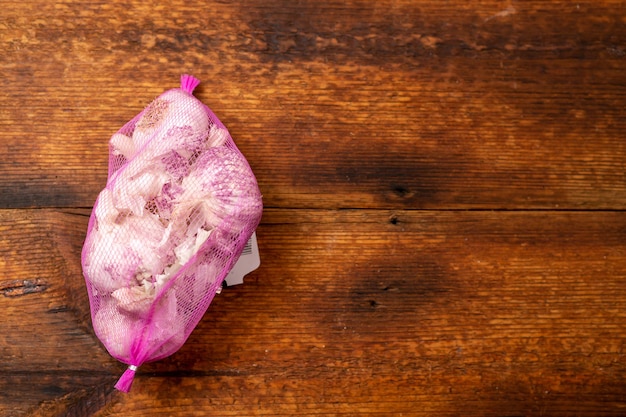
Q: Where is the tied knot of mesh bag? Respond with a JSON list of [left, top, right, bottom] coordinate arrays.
[[81, 74, 263, 393]]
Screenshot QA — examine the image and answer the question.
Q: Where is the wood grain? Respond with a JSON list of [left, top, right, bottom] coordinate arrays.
[[1, 1, 625, 209], [1, 0, 625, 415], [1, 209, 626, 415]]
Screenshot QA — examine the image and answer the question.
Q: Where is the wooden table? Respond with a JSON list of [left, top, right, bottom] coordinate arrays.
[[2, 1, 625, 415]]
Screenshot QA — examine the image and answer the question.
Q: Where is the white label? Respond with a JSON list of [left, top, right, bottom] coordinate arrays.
[[224, 232, 260, 286]]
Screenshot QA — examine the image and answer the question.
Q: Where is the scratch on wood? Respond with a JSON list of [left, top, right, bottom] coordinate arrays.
[[47, 305, 71, 314], [485, 6, 516, 22], [0, 278, 48, 297]]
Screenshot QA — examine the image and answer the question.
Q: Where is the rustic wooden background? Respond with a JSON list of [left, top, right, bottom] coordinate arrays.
[[1, 0, 626, 415]]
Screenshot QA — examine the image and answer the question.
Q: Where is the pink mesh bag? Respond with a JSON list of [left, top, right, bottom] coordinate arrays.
[[81, 74, 263, 392]]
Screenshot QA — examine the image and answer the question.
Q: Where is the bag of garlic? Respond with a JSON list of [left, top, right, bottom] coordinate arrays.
[[81, 74, 263, 392]]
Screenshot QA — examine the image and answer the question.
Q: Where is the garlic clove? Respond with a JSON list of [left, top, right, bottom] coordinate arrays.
[[205, 125, 229, 148], [93, 297, 142, 359], [110, 133, 136, 160], [85, 221, 143, 293], [94, 188, 118, 227], [112, 169, 169, 216], [112, 283, 155, 316], [147, 290, 184, 359]]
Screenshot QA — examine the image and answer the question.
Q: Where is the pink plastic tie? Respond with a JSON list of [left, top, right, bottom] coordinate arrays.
[[115, 365, 138, 393], [180, 74, 200, 94]]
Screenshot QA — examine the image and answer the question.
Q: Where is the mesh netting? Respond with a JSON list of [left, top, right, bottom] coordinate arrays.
[[81, 75, 263, 392]]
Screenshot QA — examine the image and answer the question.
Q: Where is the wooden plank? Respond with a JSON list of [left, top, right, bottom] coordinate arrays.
[[0, 209, 107, 373], [1, 1, 625, 209], [1, 208, 625, 415], [1, 375, 119, 417], [0, 209, 122, 415]]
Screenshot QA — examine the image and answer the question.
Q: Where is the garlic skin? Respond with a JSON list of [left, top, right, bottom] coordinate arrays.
[[174, 227, 213, 266], [111, 168, 169, 216], [144, 289, 184, 360]]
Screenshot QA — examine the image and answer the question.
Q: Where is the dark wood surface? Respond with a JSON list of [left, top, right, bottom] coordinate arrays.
[[1, 1, 625, 415]]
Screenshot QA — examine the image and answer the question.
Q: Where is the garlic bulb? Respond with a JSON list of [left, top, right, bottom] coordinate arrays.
[[132, 89, 210, 155], [93, 296, 141, 359], [178, 146, 263, 232]]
